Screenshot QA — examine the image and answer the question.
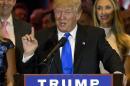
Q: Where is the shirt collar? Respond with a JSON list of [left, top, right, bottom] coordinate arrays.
[[1, 14, 13, 26], [100, 27, 112, 36], [57, 24, 77, 40]]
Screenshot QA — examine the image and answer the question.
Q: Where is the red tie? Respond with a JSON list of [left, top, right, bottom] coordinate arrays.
[[2, 20, 9, 38]]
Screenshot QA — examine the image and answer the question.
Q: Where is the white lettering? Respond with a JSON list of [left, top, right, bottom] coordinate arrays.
[[37, 79, 46, 86], [62, 79, 65, 86], [50, 79, 59, 86], [90, 79, 99, 86], [75, 79, 87, 86], [68, 79, 72, 86]]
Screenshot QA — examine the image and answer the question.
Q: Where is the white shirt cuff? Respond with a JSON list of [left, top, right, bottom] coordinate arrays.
[[113, 71, 122, 74], [22, 53, 34, 63]]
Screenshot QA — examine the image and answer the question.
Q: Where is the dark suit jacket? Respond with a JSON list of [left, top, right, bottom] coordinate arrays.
[[13, 18, 31, 73], [23, 24, 124, 74]]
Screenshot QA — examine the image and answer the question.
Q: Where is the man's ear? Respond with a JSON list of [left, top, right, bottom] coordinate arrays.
[[76, 10, 82, 20], [13, 0, 16, 6]]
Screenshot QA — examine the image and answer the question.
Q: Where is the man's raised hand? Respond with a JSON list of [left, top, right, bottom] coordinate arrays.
[[22, 27, 38, 57]]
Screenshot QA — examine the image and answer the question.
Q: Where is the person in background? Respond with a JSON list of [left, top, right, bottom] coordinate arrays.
[[0, 24, 16, 86], [13, 3, 28, 22], [41, 11, 55, 30], [0, 0, 31, 73], [30, 9, 45, 31], [30, 9, 55, 31], [78, 0, 94, 26], [93, 0, 130, 83], [120, 10, 130, 35]]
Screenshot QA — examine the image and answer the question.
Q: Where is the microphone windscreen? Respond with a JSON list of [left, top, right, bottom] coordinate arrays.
[[58, 37, 67, 47]]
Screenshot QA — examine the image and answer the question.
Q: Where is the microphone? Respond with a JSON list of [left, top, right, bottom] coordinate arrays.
[[40, 37, 67, 64]]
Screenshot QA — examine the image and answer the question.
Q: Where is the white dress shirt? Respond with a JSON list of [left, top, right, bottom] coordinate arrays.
[[1, 15, 15, 45], [22, 25, 78, 63], [58, 25, 77, 63]]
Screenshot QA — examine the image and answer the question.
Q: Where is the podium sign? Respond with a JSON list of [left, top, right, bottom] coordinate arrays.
[[24, 74, 113, 86]]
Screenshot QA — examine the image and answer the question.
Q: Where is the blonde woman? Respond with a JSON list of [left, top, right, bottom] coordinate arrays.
[[93, 0, 130, 75], [0, 25, 16, 86]]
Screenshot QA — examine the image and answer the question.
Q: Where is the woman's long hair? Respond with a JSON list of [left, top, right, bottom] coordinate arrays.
[[0, 24, 3, 41], [93, 0, 130, 62]]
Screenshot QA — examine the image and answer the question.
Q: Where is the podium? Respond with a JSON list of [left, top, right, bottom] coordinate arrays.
[[14, 74, 123, 86]]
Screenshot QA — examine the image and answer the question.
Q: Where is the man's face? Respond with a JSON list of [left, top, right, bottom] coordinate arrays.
[[54, 6, 81, 32], [96, 0, 114, 27], [42, 14, 53, 29], [14, 8, 27, 21], [0, 0, 16, 17]]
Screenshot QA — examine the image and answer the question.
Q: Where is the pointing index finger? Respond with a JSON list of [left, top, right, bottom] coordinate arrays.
[[31, 27, 35, 37]]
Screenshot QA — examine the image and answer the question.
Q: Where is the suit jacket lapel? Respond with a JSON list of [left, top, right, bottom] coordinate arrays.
[[74, 25, 88, 73], [53, 49, 62, 73], [13, 19, 19, 47], [13, 18, 24, 55]]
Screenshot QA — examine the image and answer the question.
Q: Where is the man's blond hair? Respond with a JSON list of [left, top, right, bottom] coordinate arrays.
[[53, 0, 81, 11]]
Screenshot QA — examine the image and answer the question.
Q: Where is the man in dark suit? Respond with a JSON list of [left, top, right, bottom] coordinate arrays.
[[0, 0, 31, 73], [13, 18, 31, 73], [22, 0, 124, 74]]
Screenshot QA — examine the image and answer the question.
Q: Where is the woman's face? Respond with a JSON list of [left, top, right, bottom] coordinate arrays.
[[96, 0, 114, 27]]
